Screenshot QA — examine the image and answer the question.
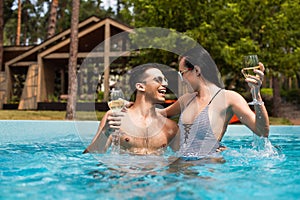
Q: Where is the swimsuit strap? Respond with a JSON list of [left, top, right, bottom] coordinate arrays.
[[185, 93, 197, 108], [208, 88, 223, 105], [185, 88, 223, 107]]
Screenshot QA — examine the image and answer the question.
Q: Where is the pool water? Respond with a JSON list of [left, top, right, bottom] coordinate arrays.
[[0, 121, 299, 199]]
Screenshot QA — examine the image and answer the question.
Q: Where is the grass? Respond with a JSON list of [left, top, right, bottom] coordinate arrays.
[[0, 110, 106, 121], [0, 110, 294, 125], [269, 117, 293, 125]]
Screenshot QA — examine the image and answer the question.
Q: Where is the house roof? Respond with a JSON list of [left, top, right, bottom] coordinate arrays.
[[5, 16, 132, 67]]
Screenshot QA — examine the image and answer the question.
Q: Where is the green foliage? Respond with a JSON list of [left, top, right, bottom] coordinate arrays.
[[261, 88, 273, 97], [122, 0, 300, 91], [47, 94, 59, 102], [97, 91, 104, 102], [4, 0, 49, 45], [269, 117, 293, 125], [3, 0, 300, 92], [3, 0, 116, 45], [280, 89, 300, 104], [261, 88, 273, 104], [127, 25, 199, 67], [4, 0, 14, 24]]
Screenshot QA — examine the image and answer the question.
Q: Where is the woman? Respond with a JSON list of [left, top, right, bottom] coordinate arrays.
[[163, 46, 269, 158]]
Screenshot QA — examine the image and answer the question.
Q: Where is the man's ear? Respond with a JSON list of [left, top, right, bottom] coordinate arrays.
[[135, 83, 145, 92], [194, 65, 201, 77]]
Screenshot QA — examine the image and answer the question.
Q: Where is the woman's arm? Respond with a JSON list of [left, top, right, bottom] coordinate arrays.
[[229, 62, 269, 137], [229, 91, 269, 137]]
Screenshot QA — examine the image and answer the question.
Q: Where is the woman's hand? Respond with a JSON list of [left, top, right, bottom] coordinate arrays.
[[245, 62, 265, 97], [245, 62, 265, 88]]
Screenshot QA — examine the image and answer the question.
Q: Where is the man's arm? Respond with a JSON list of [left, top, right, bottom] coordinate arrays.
[[169, 130, 180, 151], [83, 112, 112, 154], [160, 93, 196, 118]]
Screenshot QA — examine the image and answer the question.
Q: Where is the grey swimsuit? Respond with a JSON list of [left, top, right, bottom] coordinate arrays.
[[178, 89, 223, 160]]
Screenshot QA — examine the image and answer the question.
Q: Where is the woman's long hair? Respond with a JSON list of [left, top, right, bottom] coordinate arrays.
[[181, 46, 224, 88]]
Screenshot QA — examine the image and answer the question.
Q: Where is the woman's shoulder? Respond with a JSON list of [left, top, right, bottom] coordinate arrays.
[[223, 89, 247, 104], [223, 89, 242, 97], [178, 92, 197, 103], [180, 92, 197, 98]]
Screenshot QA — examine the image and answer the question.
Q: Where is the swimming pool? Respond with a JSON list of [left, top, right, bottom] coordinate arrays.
[[1, 120, 299, 199]]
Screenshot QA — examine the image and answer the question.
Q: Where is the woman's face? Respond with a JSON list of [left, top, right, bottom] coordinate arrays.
[[178, 57, 198, 91]]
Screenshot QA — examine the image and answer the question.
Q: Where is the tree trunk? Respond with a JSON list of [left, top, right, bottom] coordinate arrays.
[[65, 0, 80, 120], [296, 71, 300, 89], [272, 75, 281, 117], [0, 0, 3, 70], [116, 0, 121, 16], [16, 0, 21, 45], [47, 0, 59, 39]]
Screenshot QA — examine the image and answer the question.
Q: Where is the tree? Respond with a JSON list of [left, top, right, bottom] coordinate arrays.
[[257, 0, 300, 116], [0, 0, 3, 70], [3, 0, 114, 46], [47, 0, 59, 39], [121, 0, 300, 117], [3, 0, 46, 45], [65, 0, 80, 120], [3, 0, 15, 45], [16, 0, 21, 45]]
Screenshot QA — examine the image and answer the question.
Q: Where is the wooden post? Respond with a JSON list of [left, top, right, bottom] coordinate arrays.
[[60, 68, 65, 94]]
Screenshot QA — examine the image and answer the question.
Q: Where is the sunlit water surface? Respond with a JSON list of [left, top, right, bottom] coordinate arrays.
[[0, 121, 299, 199]]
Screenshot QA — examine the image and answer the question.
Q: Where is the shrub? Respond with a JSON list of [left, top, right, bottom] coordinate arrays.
[[281, 89, 300, 104], [261, 88, 273, 96]]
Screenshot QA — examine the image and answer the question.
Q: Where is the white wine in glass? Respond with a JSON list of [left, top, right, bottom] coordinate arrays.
[[108, 88, 125, 154], [242, 55, 260, 105], [108, 99, 124, 112], [241, 55, 260, 79]]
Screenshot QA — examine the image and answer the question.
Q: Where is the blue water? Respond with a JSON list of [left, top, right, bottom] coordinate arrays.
[[0, 120, 299, 200]]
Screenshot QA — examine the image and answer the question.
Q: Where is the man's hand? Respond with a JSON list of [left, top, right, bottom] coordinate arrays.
[[105, 110, 124, 131]]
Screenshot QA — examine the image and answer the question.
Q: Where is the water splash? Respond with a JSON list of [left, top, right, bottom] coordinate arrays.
[[223, 134, 286, 168], [251, 134, 282, 157]]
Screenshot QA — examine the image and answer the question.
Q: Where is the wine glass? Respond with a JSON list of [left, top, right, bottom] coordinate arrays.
[[242, 55, 260, 105], [108, 88, 125, 154]]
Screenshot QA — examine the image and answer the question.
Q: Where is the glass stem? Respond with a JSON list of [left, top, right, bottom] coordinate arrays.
[[111, 130, 120, 154], [251, 86, 258, 102]]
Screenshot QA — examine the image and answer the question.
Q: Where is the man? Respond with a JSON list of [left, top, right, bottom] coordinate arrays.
[[83, 63, 179, 155]]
